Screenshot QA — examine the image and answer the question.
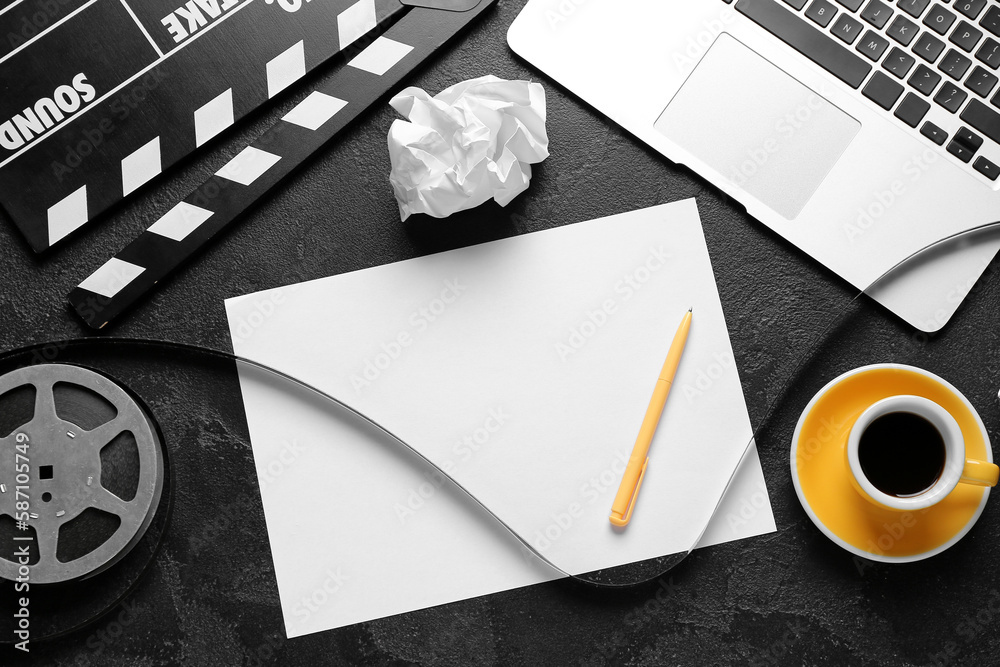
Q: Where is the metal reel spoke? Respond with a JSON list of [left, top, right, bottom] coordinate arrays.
[[90, 485, 133, 520], [34, 522, 59, 571], [32, 377, 58, 423], [81, 412, 134, 454]]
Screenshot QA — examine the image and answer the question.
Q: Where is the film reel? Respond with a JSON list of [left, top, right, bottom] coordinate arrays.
[[0, 363, 170, 642], [0, 364, 164, 584]]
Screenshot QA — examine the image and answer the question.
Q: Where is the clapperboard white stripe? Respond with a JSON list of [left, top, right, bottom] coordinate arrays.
[[121, 137, 162, 196], [47, 185, 88, 246], [282, 92, 348, 131], [266, 40, 306, 99], [147, 202, 214, 242], [216, 147, 282, 186], [348, 37, 414, 76], [337, 0, 377, 50], [68, 0, 499, 329], [78, 258, 145, 299], [194, 89, 235, 148]]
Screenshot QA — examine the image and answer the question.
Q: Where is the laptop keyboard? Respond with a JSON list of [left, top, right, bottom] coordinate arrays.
[[731, 0, 1000, 183]]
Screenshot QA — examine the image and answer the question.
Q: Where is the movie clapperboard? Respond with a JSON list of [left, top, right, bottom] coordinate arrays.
[[0, 0, 412, 253]]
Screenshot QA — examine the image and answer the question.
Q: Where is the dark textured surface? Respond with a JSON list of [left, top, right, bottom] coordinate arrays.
[[2, 0, 1000, 664]]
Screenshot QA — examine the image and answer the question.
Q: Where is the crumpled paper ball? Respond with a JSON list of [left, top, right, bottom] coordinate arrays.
[[387, 75, 549, 221]]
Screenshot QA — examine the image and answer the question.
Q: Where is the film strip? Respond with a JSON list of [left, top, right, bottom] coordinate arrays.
[[6, 218, 1000, 641], [0, 0, 405, 253], [68, 0, 498, 330]]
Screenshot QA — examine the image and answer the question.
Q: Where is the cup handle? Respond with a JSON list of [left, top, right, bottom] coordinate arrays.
[[960, 459, 1000, 487]]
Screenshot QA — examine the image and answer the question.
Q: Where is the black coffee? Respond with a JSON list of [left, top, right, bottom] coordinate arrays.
[[858, 411, 946, 497]]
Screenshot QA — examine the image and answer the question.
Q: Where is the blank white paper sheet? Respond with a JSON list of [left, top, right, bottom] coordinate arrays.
[[225, 199, 776, 638]]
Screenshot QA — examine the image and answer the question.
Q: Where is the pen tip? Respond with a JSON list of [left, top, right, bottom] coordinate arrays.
[[687, 307, 693, 312]]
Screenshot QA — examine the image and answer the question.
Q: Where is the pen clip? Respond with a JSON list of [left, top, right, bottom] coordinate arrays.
[[609, 457, 648, 527]]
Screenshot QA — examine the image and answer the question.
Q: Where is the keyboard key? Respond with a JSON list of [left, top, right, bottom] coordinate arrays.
[[920, 120, 948, 144], [947, 139, 976, 161], [884, 47, 917, 77], [924, 4, 957, 35], [939, 49, 973, 79], [976, 37, 1000, 68], [934, 81, 968, 111], [861, 0, 893, 28], [954, 125, 985, 151], [856, 29, 890, 60], [832, 14, 865, 43], [960, 98, 1000, 143], [887, 15, 919, 45], [736, 0, 873, 88], [973, 155, 1000, 180], [835, 0, 864, 10], [909, 63, 943, 93], [783, 0, 809, 9], [914, 32, 947, 61], [954, 0, 987, 21], [806, 0, 838, 26], [992, 90, 1000, 109], [863, 70, 905, 107], [966, 65, 999, 96], [894, 91, 932, 125], [897, 0, 930, 19], [950, 20, 984, 52], [982, 7, 1000, 37]]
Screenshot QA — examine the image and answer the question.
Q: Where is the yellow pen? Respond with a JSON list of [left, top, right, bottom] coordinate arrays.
[[609, 307, 693, 527]]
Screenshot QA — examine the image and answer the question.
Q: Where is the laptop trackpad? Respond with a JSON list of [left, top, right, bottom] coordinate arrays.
[[654, 33, 860, 220]]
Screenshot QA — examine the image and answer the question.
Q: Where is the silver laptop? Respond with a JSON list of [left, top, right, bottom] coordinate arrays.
[[509, 0, 1000, 332]]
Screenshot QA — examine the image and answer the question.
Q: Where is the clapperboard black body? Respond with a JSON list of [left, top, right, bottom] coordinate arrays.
[[62, 0, 495, 329], [0, 0, 406, 252]]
